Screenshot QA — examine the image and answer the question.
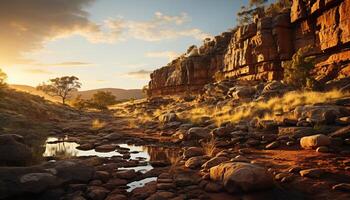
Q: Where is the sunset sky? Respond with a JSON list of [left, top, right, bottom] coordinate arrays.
[[1, 0, 251, 90]]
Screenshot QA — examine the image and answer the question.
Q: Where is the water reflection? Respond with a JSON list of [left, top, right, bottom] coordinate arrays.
[[43, 137, 180, 163]]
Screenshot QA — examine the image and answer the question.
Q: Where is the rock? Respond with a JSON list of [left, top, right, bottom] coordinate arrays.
[[183, 147, 204, 159], [294, 105, 343, 125], [105, 194, 128, 200], [336, 116, 350, 125], [87, 186, 110, 200], [265, 141, 280, 149], [114, 170, 137, 180], [278, 127, 316, 137], [187, 127, 212, 140], [53, 160, 95, 182], [95, 144, 117, 152], [299, 168, 325, 178], [185, 156, 207, 169], [274, 172, 292, 181], [210, 162, 274, 193], [330, 125, 350, 138], [77, 143, 95, 150], [202, 156, 229, 169], [146, 191, 175, 200], [300, 134, 331, 149], [0, 134, 33, 166], [19, 173, 59, 193], [94, 171, 110, 182], [204, 182, 223, 193], [212, 127, 230, 137], [159, 112, 178, 123], [104, 133, 122, 140], [316, 146, 329, 153], [332, 183, 350, 192]]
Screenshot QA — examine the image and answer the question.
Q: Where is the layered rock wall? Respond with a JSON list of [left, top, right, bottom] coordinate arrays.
[[148, 0, 350, 96]]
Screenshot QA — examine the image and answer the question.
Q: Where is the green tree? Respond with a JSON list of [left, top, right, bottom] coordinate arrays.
[[70, 95, 87, 110], [237, 0, 267, 25], [265, 0, 292, 16], [37, 76, 81, 105], [90, 91, 117, 110], [283, 46, 316, 89]]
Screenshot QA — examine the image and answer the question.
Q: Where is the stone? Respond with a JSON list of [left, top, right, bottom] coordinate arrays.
[[300, 134, 331, 149], [278, 127, 316, 137], [204, 182, 223, 193], [19, 173, 59, 193], [210, 162, 274, 193], [265, 141, 280, 149], [146, 191, 175, 200], [202, 156, 229, 169], [183, 147, 204, 159], [105, 194, 128, 200], [316, 146, 329, 153], [186, 127, 212, 140], [114, 170, 137, 180], [332, 183, 350, 192], [94, 171, 110, 182], [87, 186, 110, 200], [335, 116, 350, 125], [95, 144, 117, 152], [212, 127, 230, 137], [0, 134, 33, 166], [330, 125, 350, 138], [294, 105, 342, 125], [185, 156, 207, 169], [104, 133, 122, 140], [77, 143, 95, 150], [299, 168, 325, 178]]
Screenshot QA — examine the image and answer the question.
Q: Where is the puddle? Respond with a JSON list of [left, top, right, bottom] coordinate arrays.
[[127, 177, 157, 192], [43, 137, 180, 173]]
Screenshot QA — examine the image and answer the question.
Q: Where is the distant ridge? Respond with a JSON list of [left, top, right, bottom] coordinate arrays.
[[9, 84, 144, 102]]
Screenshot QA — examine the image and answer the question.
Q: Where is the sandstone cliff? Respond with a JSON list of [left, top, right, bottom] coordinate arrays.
[[148, 0, 350, 96]]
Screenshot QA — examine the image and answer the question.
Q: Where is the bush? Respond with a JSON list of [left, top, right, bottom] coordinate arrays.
[[89, 91, 117, 110], [69, 95, 88, 110], [283, 46, 317, 89], [0, 68, 7, 88]]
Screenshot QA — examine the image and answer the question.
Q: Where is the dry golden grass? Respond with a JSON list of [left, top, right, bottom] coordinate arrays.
[[182, 90, 349, 126], [91, 119, 106, 130], [202, 137, 217, 157]]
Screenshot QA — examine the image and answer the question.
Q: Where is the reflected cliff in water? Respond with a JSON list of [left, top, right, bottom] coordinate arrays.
[[42, 137, 180, 163]]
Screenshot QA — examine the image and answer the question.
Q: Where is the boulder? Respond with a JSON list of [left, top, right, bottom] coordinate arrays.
[[185, 156, 207, 169], [202, 156, 229, 169], [183, 147, 204, 159], [300, 134, 331, 149], [294, 105, 344, 124], [187, 127, 212, 140], [210, 162, 274, 193], [0, 134, 33, 166]]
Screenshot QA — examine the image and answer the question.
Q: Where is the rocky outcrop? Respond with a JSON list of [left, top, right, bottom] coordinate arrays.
[[148, 0, 350, 96]]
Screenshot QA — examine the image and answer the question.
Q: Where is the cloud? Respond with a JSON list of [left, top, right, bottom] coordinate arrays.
[[0, 0, 117, 65], [25, 69, 53, 74], [125, 70, 152, 79], [106, 12, 212, 42], [0, 0, 210, 65], [146, 51, 180, 61]]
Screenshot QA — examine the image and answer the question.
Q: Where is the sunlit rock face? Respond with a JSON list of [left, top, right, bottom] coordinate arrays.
[[148, 0, 350, 97]]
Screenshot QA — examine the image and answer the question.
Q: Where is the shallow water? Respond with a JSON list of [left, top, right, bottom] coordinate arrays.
[[126, 177, 157, 192], [43, 136, 180, 174]]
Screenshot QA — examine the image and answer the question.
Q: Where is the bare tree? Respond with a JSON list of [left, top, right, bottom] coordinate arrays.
[[37, 76, 81, 104]]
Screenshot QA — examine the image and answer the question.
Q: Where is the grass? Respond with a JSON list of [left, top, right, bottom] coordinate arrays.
[[202, 137, 217, 157], [182, 90, 349, 126], [91, 119, 106, 130]]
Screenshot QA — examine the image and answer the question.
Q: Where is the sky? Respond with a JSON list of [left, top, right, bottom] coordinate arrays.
[[0, 0, 251, 90]]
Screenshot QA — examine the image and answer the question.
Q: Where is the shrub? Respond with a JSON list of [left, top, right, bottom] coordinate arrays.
[[0, 68, 7, 88], [89, 91, 117, 110], [283, 46, 317, 89], [69, 95, 88, 110]]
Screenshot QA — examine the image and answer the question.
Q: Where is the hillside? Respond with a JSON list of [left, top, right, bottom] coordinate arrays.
[[9, 84, 144, 101]]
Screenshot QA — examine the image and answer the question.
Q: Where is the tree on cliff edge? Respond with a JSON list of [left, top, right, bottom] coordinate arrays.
[[37, 76, 81, 105], [237, 0, 267, 25]]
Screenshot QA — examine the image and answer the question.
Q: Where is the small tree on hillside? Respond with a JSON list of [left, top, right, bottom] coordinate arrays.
[[89, 91, 117, 110], [70, 95, 88, 110], [0, 68, 7, 88], [283, 46, 316, 89], [37, 76, 81, 105]]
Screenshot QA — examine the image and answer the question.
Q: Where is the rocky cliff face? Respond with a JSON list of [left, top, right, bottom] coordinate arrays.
[[148, 0, 350, 96]]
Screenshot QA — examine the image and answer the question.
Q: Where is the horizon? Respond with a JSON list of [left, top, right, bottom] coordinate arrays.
[[0, 0, 252, 90]]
